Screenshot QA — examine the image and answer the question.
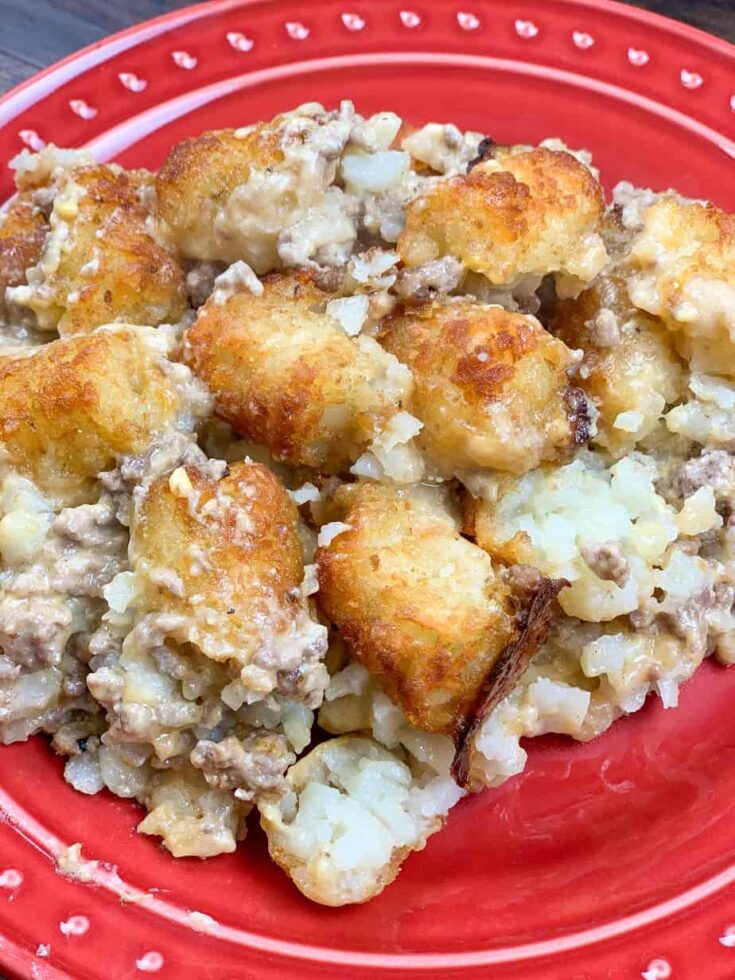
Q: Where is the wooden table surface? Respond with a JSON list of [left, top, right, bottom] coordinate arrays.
[[0, 0, 732, 93]]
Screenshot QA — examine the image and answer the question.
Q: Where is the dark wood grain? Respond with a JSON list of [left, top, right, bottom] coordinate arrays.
[[0, 0, 731, 95], [626, 0, 734, 43], [0, 0, 177, 92]]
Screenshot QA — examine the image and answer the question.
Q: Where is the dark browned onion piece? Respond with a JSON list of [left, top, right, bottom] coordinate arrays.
[[451, 577, 567, 789]]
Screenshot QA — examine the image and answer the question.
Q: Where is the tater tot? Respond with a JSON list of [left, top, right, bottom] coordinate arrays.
[[184, 270, 413, 473], [398, 148, 607, 290], [0, 327, 184, 504], [259, 734, 462, 906], [156, 127, 286, 269], [0, 194, 48, 325], [9, 165, 187, 336], [628, 198, 735, 377], [380, 299, 590, 475], [131, 460, 328, 704], [11, 144, 94, 193], [156, 104, 356, 272], [315, 481, 562, 783], [552, 265, 685, 456]]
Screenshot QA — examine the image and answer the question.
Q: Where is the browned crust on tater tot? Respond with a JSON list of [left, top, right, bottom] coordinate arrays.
[[155, 126, 285, 262], [628, 198, 735, 377], [459, 479, 537, 567], [0, 194, 48, 321], [380, 299, 590, 474], [551, 268, 685, 455], [0, 328, 183, 504], [133, 460, 328, 704], [184, 270, 411, 472], [133, 461, 305, 663], [316, 482, 558, 746], [398, 148, 606, 285], [18, 165, 187, 336]]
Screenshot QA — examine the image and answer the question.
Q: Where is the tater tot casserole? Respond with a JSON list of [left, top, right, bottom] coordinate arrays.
[[0, 102, 733, 905]]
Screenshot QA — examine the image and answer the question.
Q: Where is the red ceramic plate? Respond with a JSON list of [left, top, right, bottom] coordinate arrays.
[[1, 1, 735, 978]]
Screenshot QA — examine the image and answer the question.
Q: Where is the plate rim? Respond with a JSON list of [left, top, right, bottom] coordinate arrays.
[[0, 0, 733, 127], [0, 2, 734, 978]]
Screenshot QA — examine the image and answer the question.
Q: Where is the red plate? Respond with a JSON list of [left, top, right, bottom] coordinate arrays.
[[1, 2, 735, 978]]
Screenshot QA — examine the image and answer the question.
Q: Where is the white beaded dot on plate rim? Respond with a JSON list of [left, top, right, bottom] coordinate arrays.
[[572, 30, 595, 49], [680, 68, 704, 89], [628, 46, 650, 66], [172, 50, 197, 69], [226, 31, 254, 52], [59, 915, 90, 937], [69, 98, 97, 119], [514, 18, 539, 38], [18, 129, 46, 151], [341, 12, 365, 31], [136, 951, 165, 973], [0, 869, 23, 889], [457, 11, 481, 31], [284, 21, 309, 40], [399, 9, 421, 28], [118, 71, 147, 93], [641, 959, 672, 980]]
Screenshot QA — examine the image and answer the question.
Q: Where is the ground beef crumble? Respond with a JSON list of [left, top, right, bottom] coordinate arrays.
[[190, 731, 295, 798], [581, 541, 630, 587]]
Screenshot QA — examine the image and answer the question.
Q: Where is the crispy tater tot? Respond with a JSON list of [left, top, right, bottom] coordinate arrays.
[[0, 194, 48, 325], [184, 270, 413, 473], [315, 481, 562, 779], [380, 299, 590, 475], [131, 460, 328, 704], [156, 127, 286, 268], [10, 144, 94, 193], [259, 734, 463, 906], [628, 198, 735, 377], [9, 165, 187, 336], [156, 104, 356, 272], [552, 262, 685, 456], [398, 148, 607, 290], [0, 326, 184, 504]]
